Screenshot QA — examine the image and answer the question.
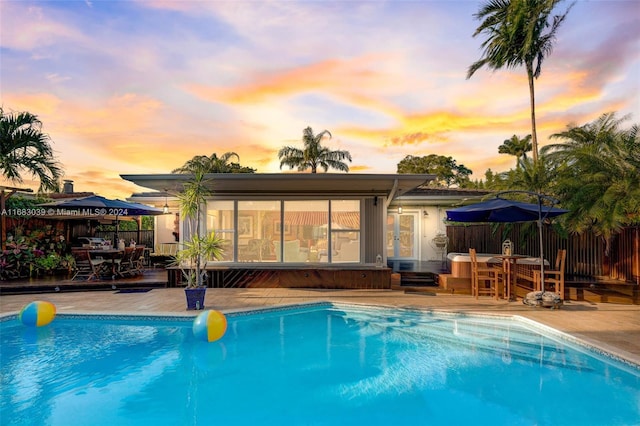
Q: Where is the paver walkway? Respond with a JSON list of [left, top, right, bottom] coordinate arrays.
[[1, 288, 639, 365]]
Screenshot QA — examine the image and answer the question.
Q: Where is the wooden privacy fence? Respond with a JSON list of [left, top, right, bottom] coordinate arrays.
[[446, 224, 639, 284]]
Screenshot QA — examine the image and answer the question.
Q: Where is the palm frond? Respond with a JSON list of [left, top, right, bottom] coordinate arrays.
[[0, 108, 63, 190]]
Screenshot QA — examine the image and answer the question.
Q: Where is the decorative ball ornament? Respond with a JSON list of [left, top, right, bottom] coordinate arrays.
[[19, 301, 56, 327], [192, 310, 227, 342]]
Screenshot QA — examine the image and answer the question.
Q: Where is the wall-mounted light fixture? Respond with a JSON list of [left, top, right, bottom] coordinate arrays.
[[423, 210, 429, 217]]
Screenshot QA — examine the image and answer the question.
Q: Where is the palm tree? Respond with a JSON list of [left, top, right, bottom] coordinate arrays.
[[498, 134, 532, 168], [543, 112, 640, 254], [509, 156, 555, 195], [467, 0, 573, 161], [172, 152, 255, 174], [278, 127, 352, 173], [0, 108, 62, 191], [543, 112, 624, 160]]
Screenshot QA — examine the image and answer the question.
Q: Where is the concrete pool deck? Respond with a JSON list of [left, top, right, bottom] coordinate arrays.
[[1, 287, 639, 366]]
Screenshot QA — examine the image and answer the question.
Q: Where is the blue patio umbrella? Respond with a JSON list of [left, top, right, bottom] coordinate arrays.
[[445, 197, 568, 223], [39, 195, 164, 244], [446, 191, 569, 295]]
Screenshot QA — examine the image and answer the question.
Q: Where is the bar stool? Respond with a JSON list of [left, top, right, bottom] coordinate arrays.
[[469, 248, 501, 300], [534, 249, 567, 298]]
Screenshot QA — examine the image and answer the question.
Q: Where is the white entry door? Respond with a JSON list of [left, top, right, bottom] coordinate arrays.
[[386, 212, 419, 260]]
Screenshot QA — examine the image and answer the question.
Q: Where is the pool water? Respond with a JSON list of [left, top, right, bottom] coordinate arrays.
[[1, 303, 639, 426]]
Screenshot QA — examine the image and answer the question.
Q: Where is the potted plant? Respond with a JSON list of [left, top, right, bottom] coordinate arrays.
[[172, 167, 226, 310], [173, 232, 225, 309], [60, 253, 76, 274], [34, 252, 61, 275]]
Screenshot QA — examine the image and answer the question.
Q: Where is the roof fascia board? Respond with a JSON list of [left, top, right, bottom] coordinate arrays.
[[121, 173, 432, 197]]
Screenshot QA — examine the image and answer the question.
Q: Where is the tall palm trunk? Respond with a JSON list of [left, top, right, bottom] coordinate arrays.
[[527, 62, 539, 162], [468, 0, 572, 164]]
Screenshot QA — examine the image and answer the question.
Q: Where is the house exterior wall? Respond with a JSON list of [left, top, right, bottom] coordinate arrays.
[[154, 212, 178, 251], [363, 197, 387, 263], [386, 205, 450, 263], [420, 206, 450, 262]]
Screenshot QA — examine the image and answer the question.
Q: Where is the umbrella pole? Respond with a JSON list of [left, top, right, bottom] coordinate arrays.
[[538, 219, 546, 293], [136, 216, 142, 246], [114, 216, 119, 247], [537, 195, 546, 293]]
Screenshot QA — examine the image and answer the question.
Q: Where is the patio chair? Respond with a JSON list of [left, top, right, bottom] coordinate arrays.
[[115, 247, 135, 277], [71, 249, 99, 281], [469, 248, 501, 300], [239, 239, 263, 262], [87, 250, 111, 278], [93, 250, 123, 279], [274, 240, 308, 262], [130, 246, 145, 275], [534, 249, 567, 298], [332, 240, 360, 262], [71, 249, 92, 280]]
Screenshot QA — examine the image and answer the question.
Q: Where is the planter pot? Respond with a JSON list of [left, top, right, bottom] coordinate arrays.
[[185, 288, 206, 310]]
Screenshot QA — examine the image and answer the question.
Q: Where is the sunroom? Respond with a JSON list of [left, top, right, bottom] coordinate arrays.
[[122, 173, 432, 270]]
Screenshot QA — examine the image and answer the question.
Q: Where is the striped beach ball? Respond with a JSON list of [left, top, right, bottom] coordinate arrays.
[[192, 310, 227, 342], [19, 301, 57, 327]]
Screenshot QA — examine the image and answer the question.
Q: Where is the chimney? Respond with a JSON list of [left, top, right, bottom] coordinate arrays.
[[63, 180, 74, 194]]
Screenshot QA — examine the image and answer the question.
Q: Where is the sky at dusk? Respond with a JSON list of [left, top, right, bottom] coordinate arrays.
[[2, 0, 639, 200]]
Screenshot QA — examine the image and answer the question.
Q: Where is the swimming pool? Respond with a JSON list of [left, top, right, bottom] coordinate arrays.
[[1, 303, 639, 425]]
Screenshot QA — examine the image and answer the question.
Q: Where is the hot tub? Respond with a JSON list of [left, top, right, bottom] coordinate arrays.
[[446, 252, 502, 278]]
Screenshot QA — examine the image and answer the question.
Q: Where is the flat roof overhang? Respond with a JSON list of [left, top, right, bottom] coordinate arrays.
[[120, 173, 434, 198]]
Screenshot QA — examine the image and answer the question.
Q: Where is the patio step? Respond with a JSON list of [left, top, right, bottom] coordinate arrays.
[[400, 271, 437, 286], [568, 284, 639, 305]]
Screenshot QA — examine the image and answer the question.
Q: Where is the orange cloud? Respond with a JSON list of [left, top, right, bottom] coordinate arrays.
[[4, 91, 203, 185], [389, 132, 430, 146], [183, 56, 397, 107], [350, 165, 372, 172], [4, 93, 62, 116]]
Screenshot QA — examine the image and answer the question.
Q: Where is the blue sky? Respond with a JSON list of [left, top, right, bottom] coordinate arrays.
[[2, 0, 639, 199]]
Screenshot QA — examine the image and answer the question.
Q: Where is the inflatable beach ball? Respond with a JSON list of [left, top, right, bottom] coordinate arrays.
[[19, 301, 56, 327], [192, 310, 227, 342]]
